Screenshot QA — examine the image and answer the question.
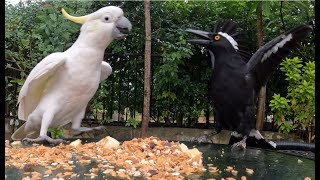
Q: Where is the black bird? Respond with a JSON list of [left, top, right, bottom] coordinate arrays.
[[186, 21, 312, 150]]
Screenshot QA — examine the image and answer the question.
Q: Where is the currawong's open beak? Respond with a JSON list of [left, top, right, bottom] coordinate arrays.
[[185, 29, 216, 69], [112, 17, 132, 40], [185, 29, 213, 46]]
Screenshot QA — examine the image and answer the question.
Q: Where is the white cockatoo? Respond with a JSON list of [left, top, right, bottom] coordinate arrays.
[[11, 6, 132, 144]]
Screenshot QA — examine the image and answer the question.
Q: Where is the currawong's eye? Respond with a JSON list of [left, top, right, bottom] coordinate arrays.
[[213, 35, 220, 41]]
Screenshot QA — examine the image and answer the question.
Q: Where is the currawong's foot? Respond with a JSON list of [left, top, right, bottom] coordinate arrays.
[[22, 135, 67, 145], [231, 136, 247, 152], [72, 126, 106, 136]]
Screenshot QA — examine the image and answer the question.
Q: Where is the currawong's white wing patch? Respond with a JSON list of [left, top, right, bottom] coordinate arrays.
[[261, 34, 293, 62]]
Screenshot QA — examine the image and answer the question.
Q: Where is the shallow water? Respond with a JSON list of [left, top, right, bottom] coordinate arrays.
[[6, 141, 315, 180], [188, 142, 315, 180]]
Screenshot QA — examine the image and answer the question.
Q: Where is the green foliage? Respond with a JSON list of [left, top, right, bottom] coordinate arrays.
[[5, 1, 314, 128], [269, 57, 315, 134], [125, 118, 140, 129], [153, 35, 195, 121], [104, 116, 112, 124], [269, 94, 292, 134], [48, 127, 65, 139]]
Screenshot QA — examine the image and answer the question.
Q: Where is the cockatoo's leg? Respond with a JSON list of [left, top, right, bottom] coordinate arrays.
[[71, 107, 106, 136], [231, 136, 247, 152], [23, 111, 67, 144]]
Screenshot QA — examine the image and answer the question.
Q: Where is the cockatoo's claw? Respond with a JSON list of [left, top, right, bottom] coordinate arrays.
[[72, 126, 106, 136], [22, 135, 67, 145], [93, 126, 107, 131]]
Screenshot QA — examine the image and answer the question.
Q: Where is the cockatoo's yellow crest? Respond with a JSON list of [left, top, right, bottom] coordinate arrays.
[[61, 8, 88, 24]]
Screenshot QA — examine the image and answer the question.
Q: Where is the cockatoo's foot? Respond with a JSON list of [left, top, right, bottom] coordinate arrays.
[[231, 136, 247, 152], [72, 126, 106, 136], [22, 135, 67, 145]]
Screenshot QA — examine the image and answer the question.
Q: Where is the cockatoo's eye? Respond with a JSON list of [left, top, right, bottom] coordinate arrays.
[[103, 15, 112, 23]]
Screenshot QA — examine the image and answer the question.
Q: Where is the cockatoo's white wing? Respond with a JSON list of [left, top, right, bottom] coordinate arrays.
[[18, 52, 66, 121], [100, 61, 112, 82]]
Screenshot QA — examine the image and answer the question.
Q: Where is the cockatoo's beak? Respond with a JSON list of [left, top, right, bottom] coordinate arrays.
[[61, 8, 89, 24], [112, 16, 132, 40]]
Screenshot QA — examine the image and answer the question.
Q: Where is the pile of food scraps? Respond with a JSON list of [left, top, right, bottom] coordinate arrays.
[[5, 136, 205, 179]]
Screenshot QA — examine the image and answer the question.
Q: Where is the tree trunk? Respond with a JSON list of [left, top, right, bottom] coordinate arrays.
[[256, 2, 264, 47], [141, 0, 151, 138], [205, 106, 210, 127], [256, 1, 266, 131], [177, 113, 183, 127], [165, 117, 171, 126]]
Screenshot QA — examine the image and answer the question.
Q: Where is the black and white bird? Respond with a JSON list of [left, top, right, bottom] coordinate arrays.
[[186, 21, 312, 150]]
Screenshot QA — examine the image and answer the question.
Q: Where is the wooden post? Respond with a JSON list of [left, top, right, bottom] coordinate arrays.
[[255, 1, 266, 131], [141, 0, 151, 138]]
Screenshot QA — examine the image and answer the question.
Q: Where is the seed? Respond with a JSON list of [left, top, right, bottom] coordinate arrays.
[[149, 142, 156, 149], [147, 169, 158, 176], [172, 172, 180, 176], [231, 170, 238, 176], [241, 176, 247, 180], [246, 168, 254, 175], [23, 163, 34, 172]]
